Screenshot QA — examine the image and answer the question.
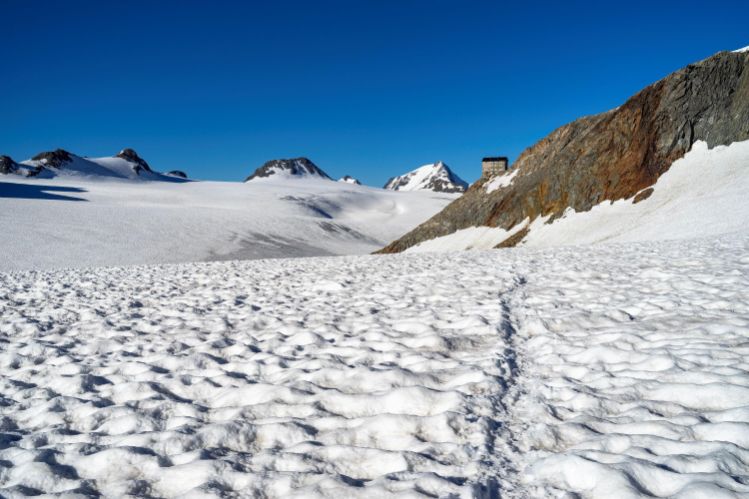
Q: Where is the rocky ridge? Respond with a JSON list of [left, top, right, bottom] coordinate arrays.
[[379, 49, 749, 253], [0, 148, 178, 180], [245, 158, 331, 182], [116, 148, 153, 175]]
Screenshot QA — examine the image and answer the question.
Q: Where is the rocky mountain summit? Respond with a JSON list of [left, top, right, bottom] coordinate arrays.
[[379, 49, 749, 253], [32, 149, 74, 168], [116, 148, 153, 175], [338, 175, 361, 185], [245, 158, 331, 182], [384, 161, 468, 193], [0, 155, 21, 175]]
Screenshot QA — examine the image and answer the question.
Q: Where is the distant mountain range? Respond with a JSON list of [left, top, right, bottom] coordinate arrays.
[[2, 147, 471, 194], [378, 47, 749, 253], [243, 157, 467, 193], [0, 148, 186, 182]]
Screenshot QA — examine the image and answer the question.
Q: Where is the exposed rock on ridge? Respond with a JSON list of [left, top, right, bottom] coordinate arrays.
[[117, 148, 153, 175], [0, 155, 19, 175], [245, 158, 331, 182], [379, 50, 749, 253], [338, 175, 361, 185], [32, 149, 74, 168]]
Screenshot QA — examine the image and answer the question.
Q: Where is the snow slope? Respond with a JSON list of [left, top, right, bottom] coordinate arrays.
[[384, 161, 468, 193], [0, 176, 456, 271], [407, 139, 749, 252], [0, 233, 747, 497], [18, 151, 175, 181]]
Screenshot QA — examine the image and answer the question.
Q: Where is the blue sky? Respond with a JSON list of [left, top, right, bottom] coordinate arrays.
[[3, 1, 748, 185]]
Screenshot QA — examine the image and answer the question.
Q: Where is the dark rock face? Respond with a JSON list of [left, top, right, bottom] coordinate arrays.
[[31, 149, 73, 168], [0, 155, 18, 174], [245, 158, 331, 182], [0, 155, 43, 177], [379, 50, 749, 253], [167, 170, 187, 178], [116, 148, 153, 175]]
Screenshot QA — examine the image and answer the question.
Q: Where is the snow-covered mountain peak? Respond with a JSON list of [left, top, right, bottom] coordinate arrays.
[[245, 157, 332, 182], [338, 175, 361, 185], [384, 161, 468, 193], [0, 147, 182, 181]]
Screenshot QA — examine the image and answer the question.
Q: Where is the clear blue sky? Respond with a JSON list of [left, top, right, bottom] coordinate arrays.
[[3, 1, 748, 185]]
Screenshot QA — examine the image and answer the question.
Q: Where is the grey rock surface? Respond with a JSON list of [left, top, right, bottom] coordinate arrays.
[[379, 50, 749, 253]]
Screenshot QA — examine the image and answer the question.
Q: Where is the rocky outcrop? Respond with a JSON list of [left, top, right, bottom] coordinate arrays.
[[31, 149, 73, 168], [379, 50, 749, 253], [245, 158, 331, 182], [0, 155, 19, 174], [338, 175, 361, 185], [1, 155, 43, 177], [117, 148, 153, 175], [167, 170, 187, 178]]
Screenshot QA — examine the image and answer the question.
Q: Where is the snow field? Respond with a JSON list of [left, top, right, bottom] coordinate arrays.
[[511, 235, 749, 497], [0, 233, 747, 497], [0, 253, 520, 497], [0, 177, 456, 271]]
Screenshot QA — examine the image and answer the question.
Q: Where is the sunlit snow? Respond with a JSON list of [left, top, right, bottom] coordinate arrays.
[[0, 234, 747, 496], [0, 177, 456, 271]]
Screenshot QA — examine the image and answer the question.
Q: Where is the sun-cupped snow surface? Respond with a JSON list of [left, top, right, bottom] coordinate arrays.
[[514, 234, 749, 498], [0, 177, 456, 271], [1, 232, 748, 497], [0, 250, 521, 497]]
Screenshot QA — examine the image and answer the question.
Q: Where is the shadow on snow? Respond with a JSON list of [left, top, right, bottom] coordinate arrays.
[[0, 182, 88, 201]]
